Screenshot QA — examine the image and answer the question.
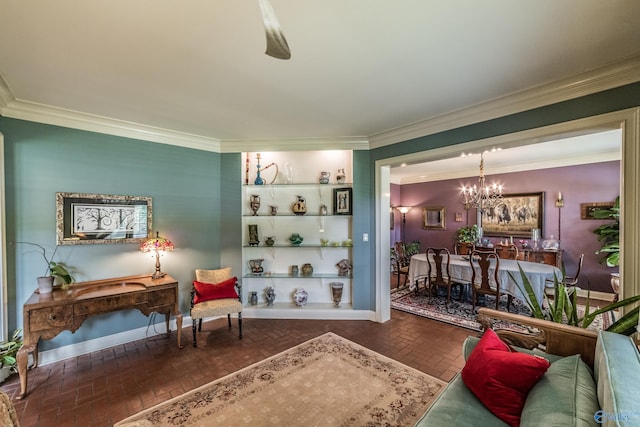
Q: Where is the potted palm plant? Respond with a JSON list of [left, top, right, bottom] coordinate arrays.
[[18, 242, 75, 293]]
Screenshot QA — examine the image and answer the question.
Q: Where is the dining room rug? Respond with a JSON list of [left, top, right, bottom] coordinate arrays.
[[391, 287, 613, 332], [114, 332, 447, 427]]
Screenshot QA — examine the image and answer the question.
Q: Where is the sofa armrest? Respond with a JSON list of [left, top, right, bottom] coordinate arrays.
[[477, 307, 599, 369]]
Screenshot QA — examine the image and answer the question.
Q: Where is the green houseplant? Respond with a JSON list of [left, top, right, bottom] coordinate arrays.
[[590, 197, 620, 267], [510, 264, 640, 335], [0, 329, 23, 383], [455, 224, 480, 244], [18, 242, 75, 291]]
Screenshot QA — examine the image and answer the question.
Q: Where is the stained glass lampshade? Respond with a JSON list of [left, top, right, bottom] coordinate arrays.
[[140, 231, 174, 279]]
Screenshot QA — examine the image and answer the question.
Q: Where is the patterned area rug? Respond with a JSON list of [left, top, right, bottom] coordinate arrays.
[[391, 287, 613, 332], [115, 332, 447, 427], [391, 287, 533, 331]]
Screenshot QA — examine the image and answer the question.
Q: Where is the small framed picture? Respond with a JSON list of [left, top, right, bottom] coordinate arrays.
[[581, 202, 615, 219], [333, 188, 352, 215]]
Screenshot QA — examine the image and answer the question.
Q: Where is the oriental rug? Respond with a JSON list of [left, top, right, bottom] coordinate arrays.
[[115, 332, 446, 427], [391, 287, 612, 332]]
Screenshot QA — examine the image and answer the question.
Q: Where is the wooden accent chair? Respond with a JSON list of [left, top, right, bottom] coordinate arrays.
[[190, 267, 242, 347], [469, 250, 512, 312], [424, 247, 463, 305]]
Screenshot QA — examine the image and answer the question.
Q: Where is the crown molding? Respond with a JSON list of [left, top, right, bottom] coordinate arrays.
[[219, 136, 369, 152], [370, 55, 640, 149], [0, 96, 221, 153]]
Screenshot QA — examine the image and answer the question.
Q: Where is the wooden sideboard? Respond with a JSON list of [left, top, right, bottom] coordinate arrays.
[[524, 249, 563, 268], [16, 274, 183, 399]]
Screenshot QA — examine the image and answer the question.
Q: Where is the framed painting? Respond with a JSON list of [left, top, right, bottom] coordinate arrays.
[[581, 202, 615, 219], [422, 206, 445, 230], [56, 192, 152, 245], [480, 192, 544, 238], [333, 188, 352, 215]]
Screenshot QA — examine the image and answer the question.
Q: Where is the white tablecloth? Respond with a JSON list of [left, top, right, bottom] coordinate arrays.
[[407, 253, 563, 305]]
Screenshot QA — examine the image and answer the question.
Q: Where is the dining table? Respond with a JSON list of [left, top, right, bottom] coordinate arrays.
[[407, 253, 563, 306]]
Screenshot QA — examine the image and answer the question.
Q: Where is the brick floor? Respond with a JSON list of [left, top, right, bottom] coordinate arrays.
[[1, 277, 473, 426]]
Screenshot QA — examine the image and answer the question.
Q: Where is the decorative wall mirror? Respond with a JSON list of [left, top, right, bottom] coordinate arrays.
[[422, 206, 445, 230]]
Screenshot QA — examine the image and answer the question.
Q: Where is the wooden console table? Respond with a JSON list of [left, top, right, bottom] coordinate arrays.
[[16, 274, 183, 399]]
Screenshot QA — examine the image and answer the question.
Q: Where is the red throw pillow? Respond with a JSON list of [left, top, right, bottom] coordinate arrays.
[[193, 277, 238, 304], [461, 329, 550, 427]]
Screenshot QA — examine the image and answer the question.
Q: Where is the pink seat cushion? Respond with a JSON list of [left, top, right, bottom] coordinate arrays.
[[193, 277, 238, 304], [461, 329, 550, 427]]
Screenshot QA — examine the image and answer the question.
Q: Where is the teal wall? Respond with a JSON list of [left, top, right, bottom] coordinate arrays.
[[1, 117, 226, 350]]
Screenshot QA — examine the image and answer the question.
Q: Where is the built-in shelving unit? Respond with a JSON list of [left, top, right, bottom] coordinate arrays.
[[240, 151, 355, 319]]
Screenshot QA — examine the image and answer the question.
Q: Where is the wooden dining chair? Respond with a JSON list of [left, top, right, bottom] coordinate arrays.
[[393, 241, 411, 288], [469, 250, 512, 312], [545, 253, 584, 300], [424, 247, 464, 305]]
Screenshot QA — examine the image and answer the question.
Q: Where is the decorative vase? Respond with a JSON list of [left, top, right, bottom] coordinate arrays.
[[265, 286, 276, 306], [249, 291, 258, 306], [336, 168, 346, 184], [37, 276, 54, 294], [293, 288, 308, 306], [288, 233, 303, 246], [319, 171, 331, 184], [270, 205, 278, 216], [283, 161, 294, 184], [265, 236, 275, 246], [248, 259, 264, 275], [289, 265, 299, 276], [301, 263, 313, 276], [319, 204, 328, 216], [250, 195, 261, 216], [330, 282, 344, 307], [291, 196, 307, 215]]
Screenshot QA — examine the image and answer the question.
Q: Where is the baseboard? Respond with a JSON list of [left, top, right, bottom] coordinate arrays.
[[38, 316, 188, 366]]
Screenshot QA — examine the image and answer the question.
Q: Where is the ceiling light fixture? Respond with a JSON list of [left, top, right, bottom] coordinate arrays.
[[258, 0, 291, 60], [460, 152, 504, 211]]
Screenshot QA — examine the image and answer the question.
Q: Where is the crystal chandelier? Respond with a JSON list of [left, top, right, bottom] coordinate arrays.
[[460, 153, 504, 211]]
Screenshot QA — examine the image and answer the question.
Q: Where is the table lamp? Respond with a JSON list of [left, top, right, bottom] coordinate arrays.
[[140, 231, 174, 279]]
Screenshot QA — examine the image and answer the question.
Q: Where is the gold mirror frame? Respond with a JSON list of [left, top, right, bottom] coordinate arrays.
[[422, 206, 445, 230]]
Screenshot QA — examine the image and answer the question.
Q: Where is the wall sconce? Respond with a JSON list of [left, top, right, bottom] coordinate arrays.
[[140, 231, 174, 279]]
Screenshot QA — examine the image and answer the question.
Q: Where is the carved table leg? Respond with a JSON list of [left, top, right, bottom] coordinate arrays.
[[16, 343, 37, 399], [176, 313, 183, 349]]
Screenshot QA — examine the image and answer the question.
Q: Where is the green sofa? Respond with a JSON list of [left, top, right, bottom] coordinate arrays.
[[416, 309, 640, 427]]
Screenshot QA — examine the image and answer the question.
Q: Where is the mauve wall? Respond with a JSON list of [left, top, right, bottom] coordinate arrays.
[[392, 161, 620, 293]]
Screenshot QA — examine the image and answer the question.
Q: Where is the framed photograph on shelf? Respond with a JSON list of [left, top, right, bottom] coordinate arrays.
[[56, 192, 152, 245], [481, 192, 544, 238], [333, 187, 352, 215], [422, 206, 445, 230]]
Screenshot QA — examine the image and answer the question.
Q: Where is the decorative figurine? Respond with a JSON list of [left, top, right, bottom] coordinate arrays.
[[336, 168, 346, 184], [319, 171, 331, 184], [288, 233, 303, 246], [248, 224, 259, 246]]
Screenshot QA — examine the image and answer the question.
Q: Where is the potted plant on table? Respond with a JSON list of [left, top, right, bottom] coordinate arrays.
[[455, 224, 481, 254], [17, 242, 75, 293], [590, 197, 620, 295], [0, 329, 22, 383]]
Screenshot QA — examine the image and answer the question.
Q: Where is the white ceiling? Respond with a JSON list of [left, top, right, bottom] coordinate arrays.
[[1, 1, 640, 148], [389, 129, 622, 184]]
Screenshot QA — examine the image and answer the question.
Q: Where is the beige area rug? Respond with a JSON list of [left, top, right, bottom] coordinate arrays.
[[115, 332, 446, 427]]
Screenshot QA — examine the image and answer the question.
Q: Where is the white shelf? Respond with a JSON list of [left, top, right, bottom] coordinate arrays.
[[241, 303, 371, 320]]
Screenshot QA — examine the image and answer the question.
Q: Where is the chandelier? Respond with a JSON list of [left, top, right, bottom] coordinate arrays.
[[460, 152, 504, 211]]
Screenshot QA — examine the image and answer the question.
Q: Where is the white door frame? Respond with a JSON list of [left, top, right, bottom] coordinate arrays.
[[375, 108, 640, 322]]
